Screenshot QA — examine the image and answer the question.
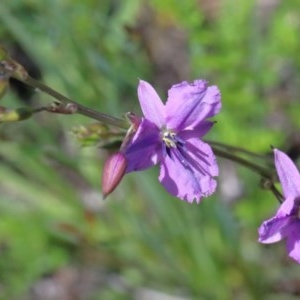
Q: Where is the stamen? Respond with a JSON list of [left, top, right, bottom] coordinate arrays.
[[161, 129, 188, 166], [162, 131, 177, 148]]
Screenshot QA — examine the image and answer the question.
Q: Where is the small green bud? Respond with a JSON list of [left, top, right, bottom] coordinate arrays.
[[0, 107, 33, 122], [72, 123, 113, 147]]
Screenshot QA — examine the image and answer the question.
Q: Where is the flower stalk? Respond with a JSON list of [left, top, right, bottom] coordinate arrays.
[[210, 146, 273, 178], [0, 50, 128, 129], [22, 76, 129, 129]]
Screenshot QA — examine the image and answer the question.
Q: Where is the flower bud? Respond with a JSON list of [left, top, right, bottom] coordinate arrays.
[[101, 152, 127, 199], [0, 107, 33, 122]]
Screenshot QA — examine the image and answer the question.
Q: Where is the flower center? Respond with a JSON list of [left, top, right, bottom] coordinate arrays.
[[161, 129, 187, 166], [162, 131, 177, 148]]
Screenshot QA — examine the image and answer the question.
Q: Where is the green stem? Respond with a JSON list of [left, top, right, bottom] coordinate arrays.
[[22, 76, 129, 129], [211, 146, 273, 178], [213, 146, 281, 199], [206, 139, 271, 161]]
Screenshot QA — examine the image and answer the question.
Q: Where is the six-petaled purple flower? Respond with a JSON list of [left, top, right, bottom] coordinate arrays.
[[258, 149, 300, 263], [123, 79, 221, 203]]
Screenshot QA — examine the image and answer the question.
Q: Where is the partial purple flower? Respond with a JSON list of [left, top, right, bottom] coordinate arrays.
[[123, 79, 221, 203], [258, 149, 300, 263]]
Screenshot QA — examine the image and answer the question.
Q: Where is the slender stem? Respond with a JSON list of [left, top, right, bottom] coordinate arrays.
[[270, 184, 283, 203], [206, 139, 271, 161], [21, 76, 129, 129], [212, 146, 273, 178], [214, 147, 281, 199]]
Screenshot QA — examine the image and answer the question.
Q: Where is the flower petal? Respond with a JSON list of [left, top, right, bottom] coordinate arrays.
[[138, 80, 165, 127], [286, 221, 300, 263], [276, 196, 295, 217], [158, 139, 218, 203], [185, 139, 219, 177], [179, 120, 215, 140], [124, 118, 162, 173], [258, 215, 292, 244], [165, 80, 221, 132], [274, 149, 300, 200]]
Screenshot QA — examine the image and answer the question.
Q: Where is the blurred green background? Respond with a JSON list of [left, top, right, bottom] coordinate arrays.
[[0, 0, 300, 299]]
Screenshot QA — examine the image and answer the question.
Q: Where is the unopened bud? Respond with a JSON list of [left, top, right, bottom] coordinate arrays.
[[101, 152, 127, 199], [0, 107, 33, 122]]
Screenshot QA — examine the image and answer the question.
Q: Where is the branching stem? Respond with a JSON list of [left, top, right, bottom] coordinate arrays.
[[19, 76, 129, 129]]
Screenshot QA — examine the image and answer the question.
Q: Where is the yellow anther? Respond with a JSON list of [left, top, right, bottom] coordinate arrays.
[[162, 131, 177, 148]]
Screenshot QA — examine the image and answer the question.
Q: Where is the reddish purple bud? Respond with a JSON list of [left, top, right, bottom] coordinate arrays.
[[101, 152, 127, 199]]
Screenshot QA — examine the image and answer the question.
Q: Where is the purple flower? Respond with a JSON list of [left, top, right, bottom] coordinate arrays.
[[123, 79, 221, 203], [258, 149, 300, 263]]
